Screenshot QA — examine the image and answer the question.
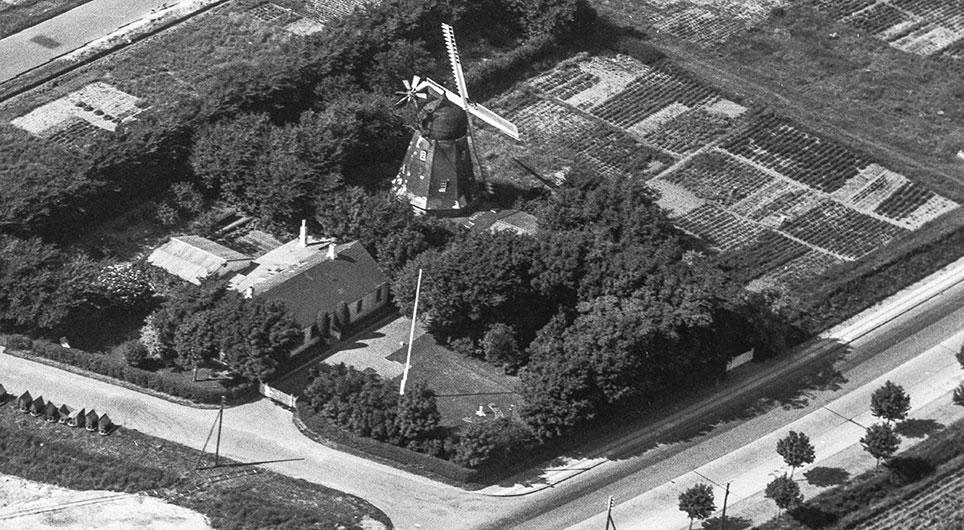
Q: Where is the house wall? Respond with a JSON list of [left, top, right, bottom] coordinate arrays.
[[349, 283, 389, 323]]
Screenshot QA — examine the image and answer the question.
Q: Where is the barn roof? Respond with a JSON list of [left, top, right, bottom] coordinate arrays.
[[233, 239, 388, 327], [148, 236, 251, 285]]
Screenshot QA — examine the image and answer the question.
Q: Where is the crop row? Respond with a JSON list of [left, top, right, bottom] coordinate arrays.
[[641, 1, 785, 47], [760, 249, 845, 291], [306, 0, 368, 22], [529, 67, 601, 101], [674, 203, 765, 252], [664, 151, 774, 207], [782, 200, 908, 260], [511, 98, 669, 178], [588, 63, 719, 129], [721, 114, 868, 193], [729, 179, 818, 225], [815, 0, 964, 57], [643, 108, 736, 154], [857, 470, 964, 529], [718, 229, 811, 284]]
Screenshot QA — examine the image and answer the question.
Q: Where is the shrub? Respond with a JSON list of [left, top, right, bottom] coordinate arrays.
[[2, 334, 32, 350], [482, 323, 522, 371], [115, 339, 149, 367], [453, 418, 534, 469]]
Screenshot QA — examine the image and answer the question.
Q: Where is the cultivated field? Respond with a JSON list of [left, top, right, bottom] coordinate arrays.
[[591, 0, 788, 46], [814, 0, 964, 58], [10, 81, 145, 150], [503, 52, 959, 291]]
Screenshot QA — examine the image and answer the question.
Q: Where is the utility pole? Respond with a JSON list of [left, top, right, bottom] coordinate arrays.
[[605, 496, 616, 530], [214, 395, 225, 467], [399, 268, 423, 396], [719, 482, 731, 530]]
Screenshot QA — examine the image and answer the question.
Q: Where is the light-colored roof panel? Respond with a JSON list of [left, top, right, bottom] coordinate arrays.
[[148, 236, 251, 284]]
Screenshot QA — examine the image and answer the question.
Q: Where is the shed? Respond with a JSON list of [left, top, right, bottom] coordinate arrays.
[[58, 404, 73, 424], [66, 407, 86, 428], [85, 409, 99, 431], [97, 414, 113, 435], [148, 235, 252, 285], [30, 395, 45, 416], [17, 391, 31, 412], [44, 402, 60, 423]]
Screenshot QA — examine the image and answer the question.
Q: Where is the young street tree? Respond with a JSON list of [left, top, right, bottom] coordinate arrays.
[[764, 474, 803, 518], [953, 382, 964, 407], [870, 380, 911, 425], [861, 422, 901, 470], [776, 431, 816, 477], [677, 483, 716, 530]]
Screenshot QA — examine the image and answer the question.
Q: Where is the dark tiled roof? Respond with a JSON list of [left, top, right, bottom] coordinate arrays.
[[255, 241, 388, 327]]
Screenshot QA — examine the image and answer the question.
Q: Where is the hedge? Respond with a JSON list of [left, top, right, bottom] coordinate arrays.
[[1, 334, 254, 405], [295, 402, 479, 487]]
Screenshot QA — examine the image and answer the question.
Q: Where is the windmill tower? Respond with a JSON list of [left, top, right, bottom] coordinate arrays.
[[392, 23, 520, 215]]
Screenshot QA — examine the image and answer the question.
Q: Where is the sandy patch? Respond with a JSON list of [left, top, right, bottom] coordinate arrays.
[[0, 474, 210, 530]]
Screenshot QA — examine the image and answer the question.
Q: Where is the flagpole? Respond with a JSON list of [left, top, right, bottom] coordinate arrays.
[[399, 268, 423, 395]]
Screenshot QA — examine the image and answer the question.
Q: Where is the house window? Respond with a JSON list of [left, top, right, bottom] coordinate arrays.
[[356, 299, 363, 314], [375, 285, 382, 303], [439, 180, 448, 192], [419, 150, 427, 161]]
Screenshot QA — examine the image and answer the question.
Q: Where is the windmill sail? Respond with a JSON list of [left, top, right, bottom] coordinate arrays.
[[417, 78, 520, 141]]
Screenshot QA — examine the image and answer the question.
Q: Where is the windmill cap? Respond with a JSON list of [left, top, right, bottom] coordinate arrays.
[[418, 98, 467, 140]]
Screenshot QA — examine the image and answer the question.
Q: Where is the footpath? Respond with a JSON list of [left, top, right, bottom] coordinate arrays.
[[480, 253, 964, 497]]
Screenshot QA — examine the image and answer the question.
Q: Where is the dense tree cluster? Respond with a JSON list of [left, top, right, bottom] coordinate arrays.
[[304, 363, 441, 448], [393, 169, 763, 440], [143, 279, 301, 382]]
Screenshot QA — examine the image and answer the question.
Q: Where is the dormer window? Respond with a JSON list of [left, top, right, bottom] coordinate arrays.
[[439, 180, 448, 192]]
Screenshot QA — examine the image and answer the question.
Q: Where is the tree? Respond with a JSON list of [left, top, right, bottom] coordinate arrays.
[[482, 323, 522, 370], [453, 418, 533, 469], [861, 422, 901, 470], [220, 298, 302, 382], [393, 382, 441, 445], [0, 235, 98, 333], [776, 431, 816, 477], [764, 474, 803, 517], [870, 380, 911, 425], [677, 483, 715, 530], [173, 309, 224, 372], [954, 382, 964, 407], [117, 340, 149, 368], [957, 341, 964, 370]]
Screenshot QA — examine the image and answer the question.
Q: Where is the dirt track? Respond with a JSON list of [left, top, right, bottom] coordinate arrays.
[[0, 473, 210, 530]]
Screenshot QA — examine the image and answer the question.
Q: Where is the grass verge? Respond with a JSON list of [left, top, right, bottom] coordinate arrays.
[[0, 0, 93, 39], [757, 417, 964, 529], [0, 398, 392, 529]]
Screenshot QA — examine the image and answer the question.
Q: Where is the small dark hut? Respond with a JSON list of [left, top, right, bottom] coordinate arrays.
[[97, 414, 113, 436], [85, 409, 99, 431], [44, 402, 60, 423], [58, 404, 72, 424], [66, 407, 85, 428], [17, 391, 31, 412], [30, 395, 45, 416]]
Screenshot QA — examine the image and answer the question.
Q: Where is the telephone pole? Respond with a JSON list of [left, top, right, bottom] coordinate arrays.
[[214, 395, 225, 467], [604, 496, 617, 530], [719, 482, 731, 530]]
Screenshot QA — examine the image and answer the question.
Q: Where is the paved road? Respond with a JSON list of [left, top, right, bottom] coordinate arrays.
[[0, 351, 521, 530], [499, 269, 964, 529], [0, 0, 174, 83], [4, 263, 964, 530]]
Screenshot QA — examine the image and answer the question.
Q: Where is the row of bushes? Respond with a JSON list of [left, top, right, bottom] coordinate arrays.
[[295, 402, 477, 486], [1, 334, 255, 405]]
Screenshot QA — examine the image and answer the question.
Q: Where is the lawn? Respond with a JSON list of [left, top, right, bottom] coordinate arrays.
[[385, 334, 524, 427], [0, 0, 92, 39], [0, 397, 392, 529]]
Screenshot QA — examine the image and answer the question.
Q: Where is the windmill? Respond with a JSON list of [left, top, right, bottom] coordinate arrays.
[[392, 23, 520, 215]]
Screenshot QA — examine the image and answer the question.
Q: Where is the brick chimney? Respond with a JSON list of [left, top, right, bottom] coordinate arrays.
[[299, 219, 308, 247]]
